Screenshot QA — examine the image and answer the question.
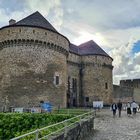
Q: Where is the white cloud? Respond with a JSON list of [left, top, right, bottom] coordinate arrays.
[[108, 35, 140, 84], [25, 0, 63, 30]]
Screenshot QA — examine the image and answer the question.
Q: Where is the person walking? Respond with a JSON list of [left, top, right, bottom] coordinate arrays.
[[111, 102, 117, 118], [117, 100, 122, 117], [127, 102, 131, 117], [131, 101, 138, 115]]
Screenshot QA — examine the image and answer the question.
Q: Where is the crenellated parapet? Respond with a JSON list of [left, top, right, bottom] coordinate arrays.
[[0, 39, 68, 56], [0, 26, 69, 53]]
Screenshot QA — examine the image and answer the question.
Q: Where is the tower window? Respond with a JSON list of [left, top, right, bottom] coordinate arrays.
[[105, 82, 108, 89], [55, 76, 59, 85], [54, 72, 61, 86]]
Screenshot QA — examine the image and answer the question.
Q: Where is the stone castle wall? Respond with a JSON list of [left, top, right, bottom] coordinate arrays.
[[118, 79, 140, 103], [0, 26, 69, 110], [81, 55, 113, 106], [68, 52, 81, 63], [0, 26, 69, 52], [113, 85, 133, 101], [67, 52, 81, 106], [0, 25, 113, 110], [67, 54, 113, 106], [120, 79, 140, 89], [67, 64, 80, 106]]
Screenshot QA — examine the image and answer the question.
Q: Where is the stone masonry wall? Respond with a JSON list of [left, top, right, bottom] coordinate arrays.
[[113, 85, 133, 103], [81, 55, 113, 106], [49, 116, 94, 140], [0, 26, 69, 111], [67, 52, 81, 106], [0, 46, 67, 110], [68, 52, 81, 64], [67, 54, 113, 106], [81, 55, 112, 65], [0, 26, 69, 51], [67, 63, 80, 106]]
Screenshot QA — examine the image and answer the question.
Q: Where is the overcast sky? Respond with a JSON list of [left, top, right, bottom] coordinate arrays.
[[0, 0, 140, 85]]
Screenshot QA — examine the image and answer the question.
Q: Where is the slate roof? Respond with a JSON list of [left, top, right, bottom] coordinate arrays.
[[78, 40, 110, 57], [69, 43, 79, 54], [13, 11, 57, 32], [69, 40, 112, 59]]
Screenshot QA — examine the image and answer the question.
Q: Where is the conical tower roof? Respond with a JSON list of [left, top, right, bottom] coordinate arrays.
[[14, 11, 57, 32], [78, 40, 111, 58]]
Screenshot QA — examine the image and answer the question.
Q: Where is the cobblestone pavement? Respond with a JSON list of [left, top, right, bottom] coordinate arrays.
[[86, 109, 140, 140]]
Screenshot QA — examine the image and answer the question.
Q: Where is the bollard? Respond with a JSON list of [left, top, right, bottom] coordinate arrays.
[[79, 116, 82, 126]]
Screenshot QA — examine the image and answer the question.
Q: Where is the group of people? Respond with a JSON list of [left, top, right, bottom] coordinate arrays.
[[111, 100, 139, 118]]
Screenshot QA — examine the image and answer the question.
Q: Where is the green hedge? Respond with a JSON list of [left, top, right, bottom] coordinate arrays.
[[0, 113, 73, 140]]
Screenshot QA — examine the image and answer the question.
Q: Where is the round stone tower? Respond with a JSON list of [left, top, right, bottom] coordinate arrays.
[[79, 40, 113, 106], [0, 12, 69, 110]]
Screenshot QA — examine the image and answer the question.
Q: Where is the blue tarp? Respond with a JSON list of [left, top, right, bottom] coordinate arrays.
[[41, 102, 52, 112]]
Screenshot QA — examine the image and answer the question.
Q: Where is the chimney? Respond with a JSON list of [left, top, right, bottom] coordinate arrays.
[[9, 19, 16, 25]]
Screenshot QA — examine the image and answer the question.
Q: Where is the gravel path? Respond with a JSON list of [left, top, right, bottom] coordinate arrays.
[[86, 109, 140, 140]]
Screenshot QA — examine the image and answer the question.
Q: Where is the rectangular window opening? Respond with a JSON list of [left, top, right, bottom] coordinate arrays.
[[105, 82, 108, 89], [56, 76, 59, 85]]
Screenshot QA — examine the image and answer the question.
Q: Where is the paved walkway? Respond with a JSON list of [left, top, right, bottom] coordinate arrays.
[[86, 109, 140, 140]]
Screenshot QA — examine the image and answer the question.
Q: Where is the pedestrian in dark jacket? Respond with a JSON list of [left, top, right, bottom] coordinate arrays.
[[117, 100, 122, 117], [111, 103, 117, 118], [127, 102, 131, 117]]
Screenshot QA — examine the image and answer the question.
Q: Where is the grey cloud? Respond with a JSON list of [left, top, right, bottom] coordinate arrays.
[[62, 0, 140, 31], [0, 0, 26, 14]]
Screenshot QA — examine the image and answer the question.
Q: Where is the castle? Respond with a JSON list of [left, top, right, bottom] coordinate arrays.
[[0, 11, 113, 110]]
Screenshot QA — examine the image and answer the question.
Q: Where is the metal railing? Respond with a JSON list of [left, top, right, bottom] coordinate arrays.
[[10, 110, 95, 140]]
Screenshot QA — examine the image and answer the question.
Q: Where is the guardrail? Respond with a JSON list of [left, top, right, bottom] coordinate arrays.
[[10, 110, 95, 140]]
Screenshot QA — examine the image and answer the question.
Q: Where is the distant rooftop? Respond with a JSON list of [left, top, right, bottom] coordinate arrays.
[[69, 43, 79, 54]]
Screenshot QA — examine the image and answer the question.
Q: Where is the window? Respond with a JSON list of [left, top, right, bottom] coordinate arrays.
[[67, 76, 70, 93], [54, 72, 61, 86], [86, 97, 89, 102], [105, 82, 108, 89], [55, 76, 59, 85]]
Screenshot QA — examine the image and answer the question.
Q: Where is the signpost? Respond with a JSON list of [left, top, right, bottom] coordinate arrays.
[[93, 101, 103, 109]]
